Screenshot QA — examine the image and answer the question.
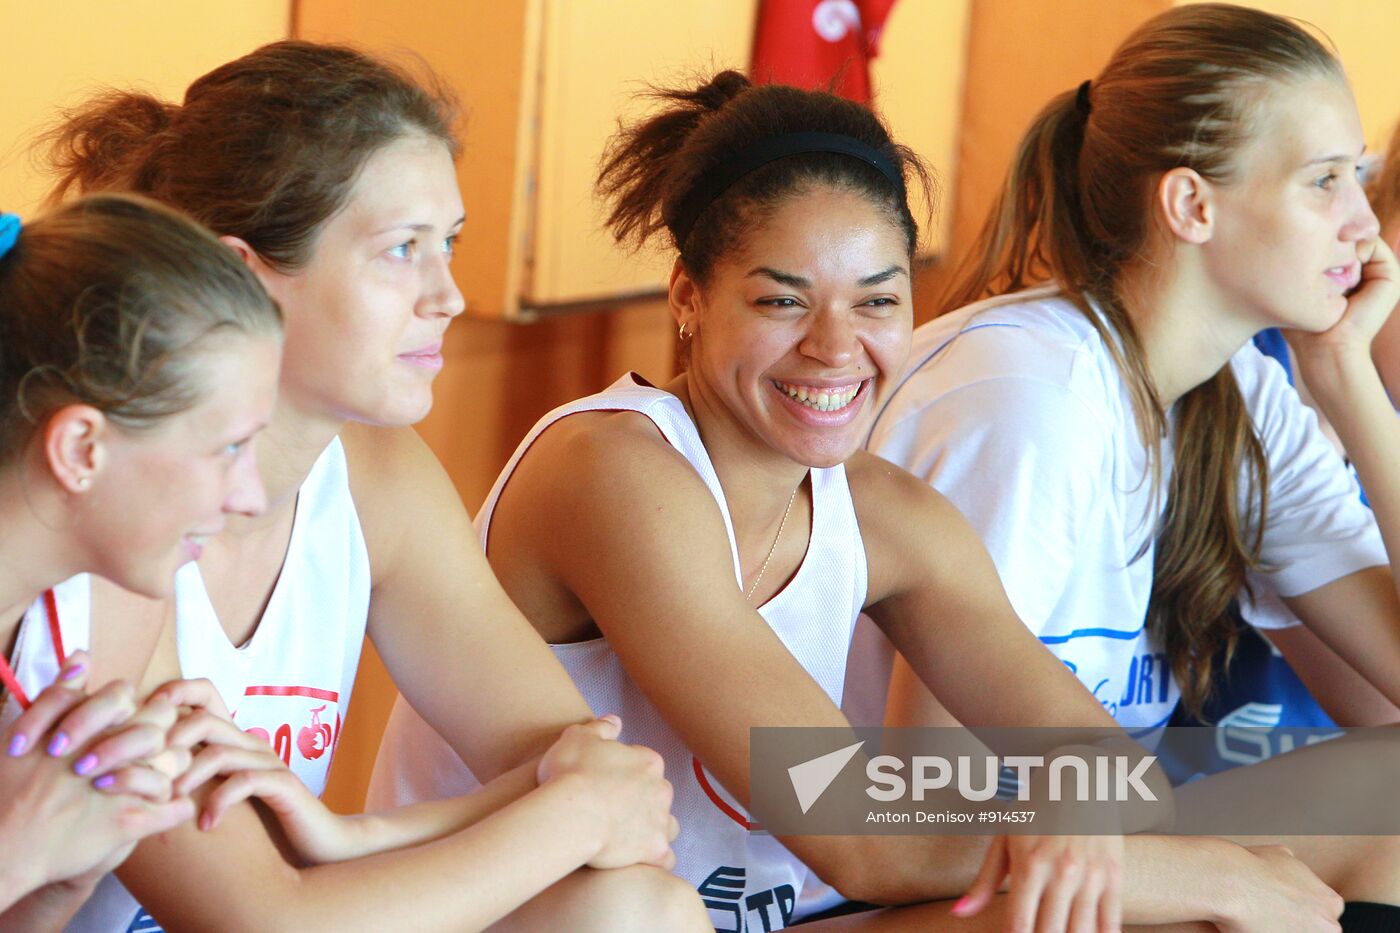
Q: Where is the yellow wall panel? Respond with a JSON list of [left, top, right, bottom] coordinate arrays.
[[529, 0, 756, 306], [0, 0, 290, 214], [871, 0, 972, 256], [948, 0, 1169, 272], [529, 0, 970, 306]]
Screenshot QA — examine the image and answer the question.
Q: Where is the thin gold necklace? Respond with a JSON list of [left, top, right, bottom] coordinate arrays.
[[746, 484, 800, 601]]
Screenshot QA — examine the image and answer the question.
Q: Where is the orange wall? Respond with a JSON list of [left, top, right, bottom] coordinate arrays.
[[947, 0, 1169, 279], [0, 1, 290, 213]]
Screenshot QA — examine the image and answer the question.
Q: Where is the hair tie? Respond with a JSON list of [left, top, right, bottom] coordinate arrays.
[[1075, 80, 1093, 118], [670, 131, 905, 249], [0, 213, 19, 259]]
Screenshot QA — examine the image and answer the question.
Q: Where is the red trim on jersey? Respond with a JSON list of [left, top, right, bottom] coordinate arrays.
[[692, 756, 759, 831], [0, 660, 29, 711], [43, 590, 66, 667], [243, 685, 339, 702], [0, 590, 67, 711]]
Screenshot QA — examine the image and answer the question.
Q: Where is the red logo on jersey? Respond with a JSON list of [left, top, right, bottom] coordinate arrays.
[[297, 705, 333, 760], [238, 685, 342, 767], [245, 723, 295, 765]]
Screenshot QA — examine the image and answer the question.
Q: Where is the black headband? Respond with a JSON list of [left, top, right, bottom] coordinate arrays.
[[669, 131, 906, 249]]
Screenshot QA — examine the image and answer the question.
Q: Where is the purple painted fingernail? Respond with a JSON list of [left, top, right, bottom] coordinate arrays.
[[93, 774, 116, 790], [60, 663, 85, 681], [73, 754, 98, 776], [7, 734, 27, 756], [47, 732, 69, 756]]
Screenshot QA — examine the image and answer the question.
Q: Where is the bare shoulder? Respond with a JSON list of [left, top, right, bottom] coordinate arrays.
[[515, 407, 696, 501], [339, 422, 458, 511], [845, 450, 965, 538], [339, 422, 442, 496], [338, 422, 472, 583], [844, 450, 984, 603]]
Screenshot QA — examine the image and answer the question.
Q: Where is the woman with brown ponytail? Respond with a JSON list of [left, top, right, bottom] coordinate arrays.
[[40, 41, 706, 933], [870, 4, 1400, 929]]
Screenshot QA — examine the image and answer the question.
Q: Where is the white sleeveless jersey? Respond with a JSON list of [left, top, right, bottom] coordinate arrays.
[[370, 374, 867, 930], [67, 436, 372, 933], [0, 575, 92, 734]]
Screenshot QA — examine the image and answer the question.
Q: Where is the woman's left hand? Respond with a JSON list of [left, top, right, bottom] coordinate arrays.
[[953, 833, 1124, 933]]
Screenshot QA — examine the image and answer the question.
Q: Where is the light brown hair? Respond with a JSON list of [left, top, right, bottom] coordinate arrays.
[[941, 3, 1342, 717], [0, 194, 281, 463], [43, 40, 459, 271], [1367, 121, 1400, 236]]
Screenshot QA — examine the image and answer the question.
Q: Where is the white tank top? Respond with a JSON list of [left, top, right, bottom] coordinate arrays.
[[370, 374, 867, 930], [67, 436, 372, 933], [0, 575, 91, 734]]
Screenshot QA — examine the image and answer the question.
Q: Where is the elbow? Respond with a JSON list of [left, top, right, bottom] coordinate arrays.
[[795, 840, 921, 907], [795, 836, 976, 906], [817, 862, 913, 907], [823, 865, 891, 906]]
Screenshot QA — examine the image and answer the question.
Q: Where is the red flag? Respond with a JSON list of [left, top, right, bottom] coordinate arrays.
[[751, 0, 898, 104]]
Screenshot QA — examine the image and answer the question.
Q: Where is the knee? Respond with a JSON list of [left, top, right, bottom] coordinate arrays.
[[568, 865, 710, 933]]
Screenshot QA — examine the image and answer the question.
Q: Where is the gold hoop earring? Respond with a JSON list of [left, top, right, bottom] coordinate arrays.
[[678, 321, 691, 341]]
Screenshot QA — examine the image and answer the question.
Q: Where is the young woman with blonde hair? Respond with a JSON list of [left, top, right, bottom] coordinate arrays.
[[0, 193, 282, 927], [870, 4, 1400, 929]]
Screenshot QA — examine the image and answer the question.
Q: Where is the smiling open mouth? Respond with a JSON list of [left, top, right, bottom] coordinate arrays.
[[772, 379, 865, 412]]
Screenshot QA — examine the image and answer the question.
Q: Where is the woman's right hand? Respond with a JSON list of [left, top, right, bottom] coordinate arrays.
[[952, 832, 1124, 932], [536, 715, 679, 871], [1213, 844, 1343, 933], [7, 656, 189, 797], [0, 659, 195, 898]]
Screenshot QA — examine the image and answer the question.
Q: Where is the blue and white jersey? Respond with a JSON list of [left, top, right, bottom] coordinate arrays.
[[1161, 609, 1342, 784], [868, 287, 1384, 738], [1162, 330, 1355, 776]]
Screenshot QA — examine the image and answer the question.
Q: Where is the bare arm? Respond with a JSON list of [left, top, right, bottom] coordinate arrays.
[[863, 373, 1342, 929], [1369, 225, 1400, 400], [116, 603, 673, 931], [1264, 617, 1400, 725], [853, 454, 1123, 734], [344, 425, 592, 781], [119, 770, 638, 933], [486, 412, 1001, 904], [1284, 236, 1400, 708]]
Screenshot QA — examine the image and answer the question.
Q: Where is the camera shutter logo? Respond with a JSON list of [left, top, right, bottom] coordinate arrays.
[[788, 741, 865, 814]]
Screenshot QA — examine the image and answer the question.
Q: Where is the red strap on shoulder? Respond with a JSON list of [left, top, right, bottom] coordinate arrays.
[[0, 657, 30, 710], [43, 589, 66, 669], [0, 591, 67, 711]]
